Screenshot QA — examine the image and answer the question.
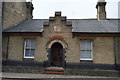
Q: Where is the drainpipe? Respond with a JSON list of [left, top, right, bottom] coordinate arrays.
[[0, 1, 3, 74], [114, 37, 117, 70], [114, 36, 120, 71], [6, 36, 10, 60]]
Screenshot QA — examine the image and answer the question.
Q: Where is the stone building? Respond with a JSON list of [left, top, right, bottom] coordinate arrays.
[[2, 0, 120, 76]]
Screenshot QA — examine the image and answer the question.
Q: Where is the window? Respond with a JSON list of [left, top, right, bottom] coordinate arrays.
[[24, 39, 35, 58], [80, 40, 93, 60]]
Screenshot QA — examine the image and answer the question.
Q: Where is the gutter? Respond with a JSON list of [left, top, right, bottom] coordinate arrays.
[[72, 32, 120, 34]]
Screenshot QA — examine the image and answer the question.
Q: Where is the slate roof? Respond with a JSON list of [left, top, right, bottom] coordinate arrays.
[[71, 19, 119, 33], [3, 19, 120, 33], [3, 19, 47, 32]]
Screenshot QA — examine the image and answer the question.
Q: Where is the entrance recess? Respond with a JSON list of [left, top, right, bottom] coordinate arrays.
[[46, 38, 68, 67], [50, 42, 64, 67]]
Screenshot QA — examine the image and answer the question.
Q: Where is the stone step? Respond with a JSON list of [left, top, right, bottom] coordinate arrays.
[[45, 69, 64, 72], [45, 67, 64, 71], [45, 67, 64, 69], [45, 71, 64, 74], [44, 67, 64, 74]]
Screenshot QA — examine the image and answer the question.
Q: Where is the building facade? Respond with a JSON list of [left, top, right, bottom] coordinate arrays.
[[2, 0, 120, 76]]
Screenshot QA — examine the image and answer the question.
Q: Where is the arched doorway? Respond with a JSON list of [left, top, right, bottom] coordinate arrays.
[[46, 38, 68, 67], [50, 42, 64, 67]]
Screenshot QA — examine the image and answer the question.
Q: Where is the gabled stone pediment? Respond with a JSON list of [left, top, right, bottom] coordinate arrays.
[[43, 11, 72, 27]]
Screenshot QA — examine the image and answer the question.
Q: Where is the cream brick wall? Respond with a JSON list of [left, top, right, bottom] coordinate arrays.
[[6, 36, 115, 64], [65, 38, 80, 63], [8, 36, 24, 61], [93, 37, 115, 64], [35, 37, 48, 62]]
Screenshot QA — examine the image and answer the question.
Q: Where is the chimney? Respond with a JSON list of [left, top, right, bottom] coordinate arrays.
[[26, 2, 34, 19], [96, 0, 107, 20]]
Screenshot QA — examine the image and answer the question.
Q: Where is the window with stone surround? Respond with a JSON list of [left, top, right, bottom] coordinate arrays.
[[24, 39, 35, 58], [80, 40, 93, 60]]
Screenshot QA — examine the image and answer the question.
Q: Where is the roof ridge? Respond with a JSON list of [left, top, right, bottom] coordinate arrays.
[[32, 19, 120, 20]]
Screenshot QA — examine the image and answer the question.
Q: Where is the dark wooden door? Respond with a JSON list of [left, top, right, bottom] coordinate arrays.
[[50, 42, 63, 67]]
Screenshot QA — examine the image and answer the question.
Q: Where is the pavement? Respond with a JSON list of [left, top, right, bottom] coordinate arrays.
[[1, 72, 120, 80]]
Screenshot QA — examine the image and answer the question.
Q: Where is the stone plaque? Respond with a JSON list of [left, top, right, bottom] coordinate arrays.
[[54, 26, 61, 32]]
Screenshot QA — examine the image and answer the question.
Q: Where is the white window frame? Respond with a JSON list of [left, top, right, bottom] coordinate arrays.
[[80, 40, 93, 61], [24, 39, 35, 58]]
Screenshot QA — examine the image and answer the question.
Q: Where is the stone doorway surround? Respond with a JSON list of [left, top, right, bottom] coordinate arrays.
[[46, 38, 68, 67]]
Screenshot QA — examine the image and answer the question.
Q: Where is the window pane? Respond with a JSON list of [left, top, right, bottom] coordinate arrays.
[[25, 39, 35, 49], [80, 51, 91, 59], [80, 40, 92, 50], [25, 40, 30, 48], [25, 49, 34, 57], [31, 40, 35, 48], [25, 49, 30, 57], [29, 49, 34, 57], [86, 40, 92, 50], [80, 40, 85, 50]]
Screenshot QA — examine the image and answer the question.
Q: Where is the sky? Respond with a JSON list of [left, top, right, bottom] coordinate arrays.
[[26, 0, 120, 19]]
